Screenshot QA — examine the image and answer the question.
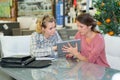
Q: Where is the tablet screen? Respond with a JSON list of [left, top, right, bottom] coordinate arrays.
[[57, 39, 81, 57]]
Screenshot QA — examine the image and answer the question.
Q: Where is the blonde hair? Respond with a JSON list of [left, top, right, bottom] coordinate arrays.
[[36, 18, 42, 33], [36, 15, 56, 34]]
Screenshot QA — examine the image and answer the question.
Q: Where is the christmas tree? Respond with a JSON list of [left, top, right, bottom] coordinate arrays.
[[93, 0, 120, 36]]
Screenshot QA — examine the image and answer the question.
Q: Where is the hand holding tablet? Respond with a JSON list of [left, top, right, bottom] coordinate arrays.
[[57, 39, 81, 57]]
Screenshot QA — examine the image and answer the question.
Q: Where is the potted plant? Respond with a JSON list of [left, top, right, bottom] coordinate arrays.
[[93, 0, 120, 36]]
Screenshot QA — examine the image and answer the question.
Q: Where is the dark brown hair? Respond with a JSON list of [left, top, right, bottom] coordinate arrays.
[[76, 13, 97, 32]]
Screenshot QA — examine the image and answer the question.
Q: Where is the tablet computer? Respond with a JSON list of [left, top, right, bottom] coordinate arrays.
[[57, 39, 81, 57]]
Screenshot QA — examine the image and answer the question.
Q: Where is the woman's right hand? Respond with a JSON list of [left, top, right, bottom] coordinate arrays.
[[52, 46, 57, 51]]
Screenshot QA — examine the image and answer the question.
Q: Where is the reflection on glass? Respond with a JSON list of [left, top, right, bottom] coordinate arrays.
[[31, 69, 57, 80], [53, 59, 106, 80], [79, 62, 105, 80]]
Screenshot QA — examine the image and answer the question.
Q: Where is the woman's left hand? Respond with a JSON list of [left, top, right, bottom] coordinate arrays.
[[62, 43, 79, 57]]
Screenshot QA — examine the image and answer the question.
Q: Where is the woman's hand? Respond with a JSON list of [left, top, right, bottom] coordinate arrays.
[[52, 46, 57, 51], [62, 42, 87, 61], [62, 43, 80, 57]]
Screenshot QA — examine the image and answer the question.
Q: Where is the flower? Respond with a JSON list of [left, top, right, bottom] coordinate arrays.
[[93, 0, 120, 36]]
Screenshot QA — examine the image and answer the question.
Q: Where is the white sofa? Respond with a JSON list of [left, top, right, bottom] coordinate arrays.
[[104, 34, 120, 70], [0, 35, 31, 57], [0, 34, 120, 69]]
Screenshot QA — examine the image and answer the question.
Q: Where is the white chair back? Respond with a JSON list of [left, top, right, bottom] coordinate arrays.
[[0, 35, 31, 57], [104, 34, 120, 70]]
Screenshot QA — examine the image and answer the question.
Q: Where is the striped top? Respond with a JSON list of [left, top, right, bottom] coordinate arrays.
[[30, 31, 62, 57]]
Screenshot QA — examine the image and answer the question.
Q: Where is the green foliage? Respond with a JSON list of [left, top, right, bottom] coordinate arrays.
[[93, 0, 120, 35]]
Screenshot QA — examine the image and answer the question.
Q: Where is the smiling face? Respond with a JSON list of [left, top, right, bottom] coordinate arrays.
[[42, 21, 56, 38], [76, 13, 97, 36], [39, 15, 56, 38], [76, 20, 92, 36]]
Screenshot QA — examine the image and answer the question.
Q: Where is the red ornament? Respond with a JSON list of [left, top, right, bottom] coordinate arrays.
[[73, 0, 77, 7]]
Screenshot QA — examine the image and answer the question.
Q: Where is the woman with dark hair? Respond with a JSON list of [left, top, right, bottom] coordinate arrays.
[[62, 13, 109, 67], [30, 15, 62, 58]]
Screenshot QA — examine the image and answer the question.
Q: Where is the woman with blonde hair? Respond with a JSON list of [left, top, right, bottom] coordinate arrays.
[[30, 15, 62, 58]]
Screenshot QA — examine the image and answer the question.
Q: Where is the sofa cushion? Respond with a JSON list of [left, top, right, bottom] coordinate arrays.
[[104, 34, 120, 57], [0, 35, 31, 57], [104, 34, 120, 70]]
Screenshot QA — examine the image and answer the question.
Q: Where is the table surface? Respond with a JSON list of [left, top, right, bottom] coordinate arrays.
[[0, 58, 120, 80]]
